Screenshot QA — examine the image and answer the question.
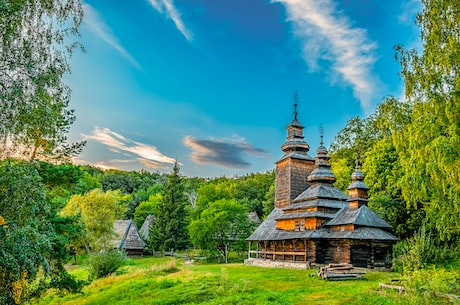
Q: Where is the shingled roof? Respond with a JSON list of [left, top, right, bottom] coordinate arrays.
[[113, 219, 145, 250], [325, 205, 392, 229], [293, 184, 349, 203], [247, 207, 398, 242]]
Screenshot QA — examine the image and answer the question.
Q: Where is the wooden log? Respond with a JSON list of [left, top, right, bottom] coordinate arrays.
[[433, 292, 460, 302], [379, 283, 405, 293], [323, 272, 363, 280], [327, 263, 353, 268], [326, 266, 353, 271]]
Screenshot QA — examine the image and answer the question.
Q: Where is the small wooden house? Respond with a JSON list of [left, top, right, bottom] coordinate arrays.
[[246, 105, 397, 269], [113, 219, 145, 257]]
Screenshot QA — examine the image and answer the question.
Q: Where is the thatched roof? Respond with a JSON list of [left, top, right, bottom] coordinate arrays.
[[139, 215, 155, 241], [113, 220, 145, 250]]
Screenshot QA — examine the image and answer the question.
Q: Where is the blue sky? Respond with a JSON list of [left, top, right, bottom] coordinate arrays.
[[67, 0, 421, 177]]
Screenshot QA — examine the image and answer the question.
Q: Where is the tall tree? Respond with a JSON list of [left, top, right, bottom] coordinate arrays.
[[61, 189, 126, 252], [395, 0, 460, 242], [0, 0, 84, 162], [329, 116, 376, 191], [189, 198, 254, 263], [0, 161, 52, 304], [191, 177, 236, 221], [149, 162, 189, 251]]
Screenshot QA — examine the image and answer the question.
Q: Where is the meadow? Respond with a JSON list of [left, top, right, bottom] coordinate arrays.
[[32, 256, 418, 305]]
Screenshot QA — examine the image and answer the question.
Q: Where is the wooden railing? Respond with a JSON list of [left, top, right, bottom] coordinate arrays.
[[248, 250, 307, 261]]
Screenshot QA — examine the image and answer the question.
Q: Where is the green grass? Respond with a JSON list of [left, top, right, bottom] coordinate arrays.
[[30, 257, 442, 305]]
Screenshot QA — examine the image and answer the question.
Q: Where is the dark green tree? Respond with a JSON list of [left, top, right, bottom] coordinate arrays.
[[235, 171, 275, 219], [189, 198, 254, 263], [0, 161, 52, 304], [261, 182, 275, 218], [100, 170, 142, 194], [149, 162, 189, 251], [329, 116, 376, 191]]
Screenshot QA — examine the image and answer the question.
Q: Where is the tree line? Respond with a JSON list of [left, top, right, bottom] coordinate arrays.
[[0, 158, 274, 303]]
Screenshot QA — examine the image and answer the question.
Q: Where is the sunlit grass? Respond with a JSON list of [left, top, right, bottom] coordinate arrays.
[[33, 257, 416, 305]]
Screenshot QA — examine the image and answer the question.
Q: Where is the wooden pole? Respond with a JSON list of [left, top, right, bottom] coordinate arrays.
[[304, 239, 307, 262]]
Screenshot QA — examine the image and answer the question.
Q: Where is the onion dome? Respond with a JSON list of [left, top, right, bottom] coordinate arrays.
[[347, 164, 370, 191], [307, 131, 336, 183], [347, 160, 369, 209], [280, 91, 311, 156]]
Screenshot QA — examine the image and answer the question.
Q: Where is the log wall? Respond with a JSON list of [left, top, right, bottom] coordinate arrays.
[[254, 239, 393, 269]]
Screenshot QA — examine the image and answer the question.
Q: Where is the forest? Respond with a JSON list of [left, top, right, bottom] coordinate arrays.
[[1, 0, 459, 304]]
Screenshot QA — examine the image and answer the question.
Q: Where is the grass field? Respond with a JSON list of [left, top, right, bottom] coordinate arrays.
[[31, 257, 422, 305]]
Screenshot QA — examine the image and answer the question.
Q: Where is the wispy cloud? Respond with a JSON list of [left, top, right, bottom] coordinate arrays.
[[147, 0, 193, 42], [398, 0, 421, 25], [82, 127, 176, 169], [273, 0, 378, 112], [184, 135, 269, 169], [82, 3, 141, 69]]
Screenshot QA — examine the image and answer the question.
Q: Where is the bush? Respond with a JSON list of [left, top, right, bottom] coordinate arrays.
[[88, 250, 126, 279], [393, 225, 433, 273], [49, 268, 86, 295], [399, 267, 460, 304], [393, 225, 460, 273]]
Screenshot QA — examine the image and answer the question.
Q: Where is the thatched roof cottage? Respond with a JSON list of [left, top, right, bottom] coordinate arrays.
[[113, 219, 145, 257]]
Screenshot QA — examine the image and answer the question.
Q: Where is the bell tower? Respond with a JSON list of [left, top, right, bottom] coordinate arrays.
[[274, 92, 315, 208]]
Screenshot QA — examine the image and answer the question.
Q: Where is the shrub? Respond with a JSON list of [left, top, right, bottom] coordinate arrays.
[[49, 269, 86, 294], [393, 225, 433, 273], [393, 225, 460, 273], [88, 250, 126, 279], [400, 267, 460, 304]]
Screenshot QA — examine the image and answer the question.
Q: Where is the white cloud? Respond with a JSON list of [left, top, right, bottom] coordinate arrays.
[[83, 3, 141, 69], [82, 127, 176, 168], [147, 0, 193, 42], [273, 0, 378, 113]]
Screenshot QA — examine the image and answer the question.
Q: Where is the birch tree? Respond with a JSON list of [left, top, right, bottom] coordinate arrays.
[[0, 0, 85, 162]]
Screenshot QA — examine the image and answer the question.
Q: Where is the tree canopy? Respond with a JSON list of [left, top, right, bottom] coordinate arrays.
[[0, 0, 85, 162], [61, 189, 127, 252], [189, 198, 255, 263], [0, 161, 52, 304], [394, 0, 460, 242], [329, 0, 460, 251]]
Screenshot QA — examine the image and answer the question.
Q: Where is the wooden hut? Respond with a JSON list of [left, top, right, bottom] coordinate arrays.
[[246, 104, 397, 269], [113, 219, 145, 257]]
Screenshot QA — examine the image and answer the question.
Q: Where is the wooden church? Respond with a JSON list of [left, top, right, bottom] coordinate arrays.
[[246, 102, 398, 269]]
